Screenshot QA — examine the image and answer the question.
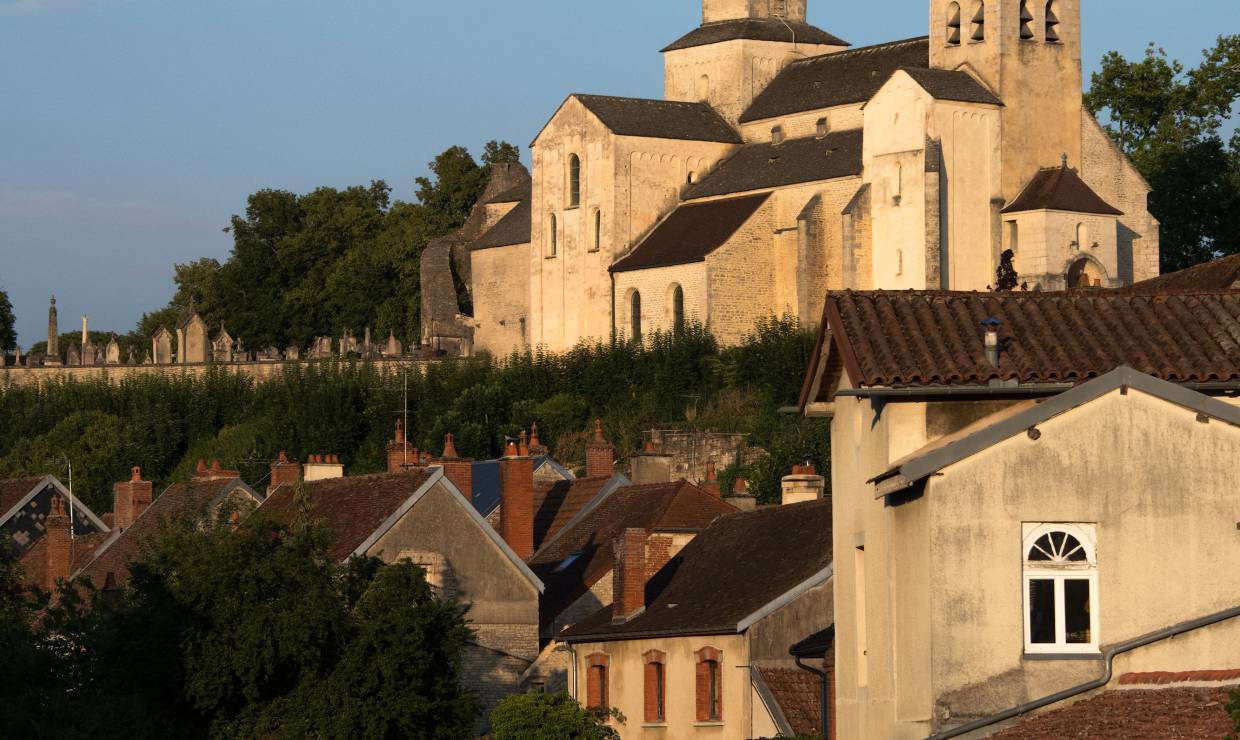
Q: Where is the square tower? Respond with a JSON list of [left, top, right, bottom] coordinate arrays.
[[703, 0, 807, 23]]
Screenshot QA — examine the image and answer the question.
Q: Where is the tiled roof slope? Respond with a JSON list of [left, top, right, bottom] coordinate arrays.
[[22, 531, 110, 587], [1124, 253, 1240, 293], [562, 498, 832, 641], [530, 481, 736, 631], [532, 476, 614, 552], [0, 478, 43, 516], [575, 94, 742, 144], [472, 197, 531, 250], [662, 19, 848, 52], [756, 667, 823, 737], [259, 471, 433, 562], [684, 129, 863, 199], [611, 194, 770, 272], [901, 67, 1002, 105], [1002, 164, 1123, 215], [810, 291, 1240, 396], [740, 37, 929, 123]]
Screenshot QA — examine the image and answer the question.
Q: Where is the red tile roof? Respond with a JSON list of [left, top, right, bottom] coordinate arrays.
[[1125, 254, 1240, 294], [756, 667, 823, 737], [258, 471, 434, 562], [21, 530, 110, 589], [989, 683, 1238, 739], [531, 476, 613, 552], [0, 477, 43, 516]]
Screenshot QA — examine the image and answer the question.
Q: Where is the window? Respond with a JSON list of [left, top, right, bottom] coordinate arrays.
[[592, 209, 602, 252], [816, 117, 829, 137], [1006, 220, 1019, 254], [1019, 0, 1034, 39], [1023, 524, 1099, 654], [568, 154, 581, 208], [549, 214, 558, 257], [1075, 222, 1088, 250], [586, 654, 610, 709], [771, 125, 785, 145], [630, 290, 643, 342], [695, 647, 722, 722], [1045, 0, 1061, 42], [946, 2, 962, 45], [644, 650, 666, 723], [970, 1, 985, 41], [672, 285, 685, 332]]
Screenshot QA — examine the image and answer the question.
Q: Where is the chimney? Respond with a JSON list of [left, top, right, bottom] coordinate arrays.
[[585, 419, 615, 479], [725, 477, 757, 511], [781, 462, 826, 506], [269, 451, 301, 495], [304, 454, 345, 482], [433, 433, 473, 503], [611, 527, 648, 623], [387, 419, 418, 474], [499, 439, 535, 560], [629, 438, 674, 485], [45, 495, 72, 590], [700, 460, 722, 498], [528, 422, 549, 456], [113, 466, 154, 531]]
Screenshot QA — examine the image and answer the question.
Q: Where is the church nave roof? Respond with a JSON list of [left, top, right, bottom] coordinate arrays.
[[683, 128, 863, 199]]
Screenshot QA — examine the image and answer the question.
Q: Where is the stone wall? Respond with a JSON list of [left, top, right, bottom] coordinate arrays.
[[1080, 111, 1159, 283], [472, 242, 532, 357], [0, 358, 431, 389], [639, 429, 763, 485], [706, 197, 777, 345], [613, 263, 707, 340]]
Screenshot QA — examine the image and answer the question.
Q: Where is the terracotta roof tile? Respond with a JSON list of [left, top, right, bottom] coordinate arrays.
[[662, 18, 848, 52], [1120, 670, 1240, 685], [989, 685, 1239, 739], [756, 667, 823, 737], [1002, 164, 1123, 215], [22, 530, 110, 588], [0, 477, 44, 517], [611, 194, 770, 272], [532, 476, 613, 551], [1125, 254, 1240, 294], [683, 130, 863, 200]]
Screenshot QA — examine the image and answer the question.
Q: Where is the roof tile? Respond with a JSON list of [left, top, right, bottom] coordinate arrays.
[[662, 19, 848, 52], [611, 194, 770, 272], [575, 94, 742, 144], [683, 130, 863, 200], [989, 684, 1238, 739], [1002, 164, 1123, 215]]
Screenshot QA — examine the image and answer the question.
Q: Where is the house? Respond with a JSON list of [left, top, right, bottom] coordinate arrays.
[[1, 475, 110, 591], [561, 491, 835, 740], [799, 289, 1240, 738]]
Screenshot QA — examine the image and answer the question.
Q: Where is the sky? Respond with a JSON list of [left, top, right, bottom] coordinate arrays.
[[1, 0, 1235, 347]]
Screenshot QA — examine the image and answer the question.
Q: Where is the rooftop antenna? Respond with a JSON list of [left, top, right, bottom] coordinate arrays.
[[403, 369, 409, 469], [47, 451, 75, 541]]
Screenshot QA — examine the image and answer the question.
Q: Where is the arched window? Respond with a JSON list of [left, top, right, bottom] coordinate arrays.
[[1023, 524, 1099, 653], [568, 154, 581, 208], [592, 209, 602, 252], [771, 125, 785, 145], [549, 214, 558, 257], [644, 650, 666, 723], [695, 647, 723, 721], [672, 285, 685, 332], [816, 117, 829, 137], [586, 653, 610, 708], [1019, 0, 1034, 39], [946, 2, 962, 45], [697, 74, 711, 101], [630, 290, 643, 343], [1045, 0, 1061, 42], [970, 1, 985, 42], [1075, 222, 1088, 250]]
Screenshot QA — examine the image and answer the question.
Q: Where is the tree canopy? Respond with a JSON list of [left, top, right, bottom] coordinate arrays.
[[0, 289, 15, 352], [489, 691, 619, 740]]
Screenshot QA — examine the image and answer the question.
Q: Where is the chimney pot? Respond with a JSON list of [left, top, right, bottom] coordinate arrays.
[[442, 432, 459, 459], [585, 420, 615, 479], [518, 430, 530, 457]]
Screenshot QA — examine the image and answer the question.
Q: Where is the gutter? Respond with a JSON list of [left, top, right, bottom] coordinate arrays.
[[927, 604, 1240, 739], [836, 381, 1240, 400], [794, 655, 830, 740]]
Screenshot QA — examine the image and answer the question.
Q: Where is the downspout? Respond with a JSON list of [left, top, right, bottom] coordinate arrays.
[[794, 656, 829, 740], [927, 604, 1240, 740], [566, 642, 579, 701]]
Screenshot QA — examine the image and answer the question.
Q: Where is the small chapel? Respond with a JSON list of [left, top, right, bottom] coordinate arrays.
[[424, 0, 1158, 355]]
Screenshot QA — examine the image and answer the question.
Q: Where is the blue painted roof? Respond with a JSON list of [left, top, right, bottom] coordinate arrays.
[[471, 456, 573, 518]]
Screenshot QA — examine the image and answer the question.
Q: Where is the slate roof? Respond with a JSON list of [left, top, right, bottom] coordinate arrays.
[[258, 471, 434, 562], [802, 291, 1240, 402], [662, 18, 848, 52], [1, 477, 109, 555], [1125, 253, 1240, 293], [611, 193, 771, 273], [531, 481, 737, 632], [573, 94, 742, 144], [683, 129, 863, 200], [562, 498, 832, 642], [469, 456, 576, 519], [472, 197, 531, 251], [755, 667, 823, 738], [740, 37, 930, 123], [1002, 164, 1123, 215], [901, 67, 1002, 105], [990, 673, 1239, 739]]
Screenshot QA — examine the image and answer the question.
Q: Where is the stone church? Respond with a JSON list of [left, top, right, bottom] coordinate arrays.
[[423, 0, 1158, 356]]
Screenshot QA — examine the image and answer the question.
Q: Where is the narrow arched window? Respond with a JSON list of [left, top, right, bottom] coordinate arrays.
[[1019, 0, 1034, 39], [593, 209, 602, 252], [549, 214, 558, 257], [1045, 0, 1061, 41], [970, 1, 985, 42], [695, 647, 723, 721], [1075, 222, 1088, 250], [1023, 524, 1099, 653], [630, 291, 642, 343], [946, 2, 962, 45], [586, 653, 610, 708], [644, 650, 666, 723], [568, 154, 581, 208], [673, 285, 685, 332]]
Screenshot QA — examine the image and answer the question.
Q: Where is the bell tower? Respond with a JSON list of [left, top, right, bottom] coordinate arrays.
[[929, 0, 1083, 198], [703, 0, 808, 23]]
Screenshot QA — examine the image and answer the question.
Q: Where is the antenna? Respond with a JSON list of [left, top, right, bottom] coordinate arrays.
[[403, 370, 409, 468], [47, 452, 75, 540]]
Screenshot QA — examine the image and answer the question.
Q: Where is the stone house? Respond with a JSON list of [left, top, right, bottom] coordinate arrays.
[[798, 289, 1240, 738]]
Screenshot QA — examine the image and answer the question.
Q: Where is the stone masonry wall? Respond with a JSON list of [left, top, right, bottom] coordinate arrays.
[[706, 198, 776, 345], [1080, 111, 1160, 282], [0, 358, 430, 389]]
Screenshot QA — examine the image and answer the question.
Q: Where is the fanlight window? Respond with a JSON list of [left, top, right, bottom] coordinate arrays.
[[1023, 524, 1099, 654], [1045, 0, 1061, 42], [1019, 0, 1034, 39], [970, 1, 985, 42], [946, 2, 961, 45]]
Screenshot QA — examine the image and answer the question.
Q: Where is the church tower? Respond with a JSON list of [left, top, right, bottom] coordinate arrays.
[[929, 0, 1083, 197], [664, 0, 847, 125]]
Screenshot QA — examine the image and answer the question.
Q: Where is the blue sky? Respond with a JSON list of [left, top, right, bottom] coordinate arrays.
[[0, 0, 1234, 346]]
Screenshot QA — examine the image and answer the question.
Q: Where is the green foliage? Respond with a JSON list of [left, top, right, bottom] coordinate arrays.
[[1230, 689, 1240, 737], [0, 289, 15, 352], [995, 249, 1019, 291], [1085, 37, 1240, 272], [489, 691, 620, 740]]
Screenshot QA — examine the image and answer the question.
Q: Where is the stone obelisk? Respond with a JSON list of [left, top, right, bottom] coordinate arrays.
[[46, 295, 61, 365]]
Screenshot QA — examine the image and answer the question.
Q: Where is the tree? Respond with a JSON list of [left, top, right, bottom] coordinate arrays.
[[483, 140, 521, 166], [489, 692, 620, 740], [1229, 690, 1240, 737], [995, 250, 1019, 291], [0, 289, 14, 352], [1085, 37, 1240, 272]]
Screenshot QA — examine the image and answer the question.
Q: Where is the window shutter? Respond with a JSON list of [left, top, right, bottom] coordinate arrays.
[[644, 662, 657, 722], [695, 660, 709, 721], [587, 666, 599, 708]]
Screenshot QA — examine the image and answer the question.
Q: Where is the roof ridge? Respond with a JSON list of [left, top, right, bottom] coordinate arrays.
[[574, 93, 711, 107], [787, 35, 928, 67]]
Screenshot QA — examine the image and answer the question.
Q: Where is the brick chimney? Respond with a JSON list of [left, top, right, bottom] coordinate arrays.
[[700, 460, 722, 498], [193, 459, 241, 482], [113, 466, 154, 531], [612, 527, 648, 623], [726, 476, 756, 511], [434, 433, 473, 503], [528, 422, 549, 456], [586, 419, 615, 479], [45, 494, 72, 590], [269, 451, 301, 495], [387, 419, 418, 474], [499, 439, 535, 560], [781, 462, 826, 506]]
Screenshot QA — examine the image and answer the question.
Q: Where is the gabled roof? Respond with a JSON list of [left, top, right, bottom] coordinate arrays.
[[1002, 163, 1123, 215], [531, 475, 628, 553], [683, 129, 863, 200], [1, 476, 109, 554], [871, 367, 1240, 497], [531, 481, 737, 632], [610, 193, 771, 273], [0, 478, 50, 521], [899, 67, 1002, 106], [570, 94, 742, 144], [662, 18, 848, 52], [469, 456, 577, 520], [22, 530, 111, 588], [740, 37, 929, 123], [800, 290, 1240, 404], [1124, 253, 1240, 293], [562, 498, 832, 642], [472, 196, 531, 251]]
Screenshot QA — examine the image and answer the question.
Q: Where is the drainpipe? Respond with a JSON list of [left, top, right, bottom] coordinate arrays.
[[927, 604, 1240, 739], [794, 656, 829, 740]]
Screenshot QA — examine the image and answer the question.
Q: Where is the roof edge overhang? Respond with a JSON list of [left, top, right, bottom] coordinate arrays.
[[751, 669, 797, 738]]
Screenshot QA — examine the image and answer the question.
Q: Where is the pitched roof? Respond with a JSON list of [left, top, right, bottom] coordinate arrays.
[[1, 476, 109, 555], [802, 290, 1240, 402], [472, 196, 531, 251], [1002, 164, 1123, 215], [562, 498, 833, 642], [531, 476, 620, 552], [662, 18, 848, 52], [573, 94, 742, 144], [531, 481, 737, 631], [754, 667, 823, 738], [0, 478, 44, 517], [1125, 253, 1240, 293], [683, 129, 863, 200], [258, 471, 434, 562], [610, 193, 771, 273], [989, 674, 1239, 739], [469, 456, 577, 519], [76, 478, 260, 587], [900, 67, 1002, 105], [484, 180, 531, 205], [740, 37, 929, 123], [21, 530, 111, 588]]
